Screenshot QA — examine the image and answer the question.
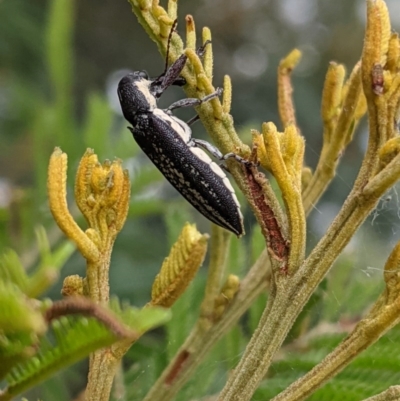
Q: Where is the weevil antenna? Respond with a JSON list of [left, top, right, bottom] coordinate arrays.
[[163, 19, 178, 75]]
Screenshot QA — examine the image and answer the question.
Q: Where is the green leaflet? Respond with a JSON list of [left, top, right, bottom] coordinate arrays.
[[2, 316, 117, 400], [255, 329, 400, 400]]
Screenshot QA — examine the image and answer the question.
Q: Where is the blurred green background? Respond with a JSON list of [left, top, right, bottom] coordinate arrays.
[[2, 0, 400, 400]]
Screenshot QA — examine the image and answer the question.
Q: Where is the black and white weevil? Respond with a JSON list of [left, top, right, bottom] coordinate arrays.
[[117, 35, 249, 237]]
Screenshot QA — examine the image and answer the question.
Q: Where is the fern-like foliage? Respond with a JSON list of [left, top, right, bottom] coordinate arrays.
[[1, 316, 118, 400], [255, 328, 400, 400], [0, 250, 29, 293], [0, 333, 37, 382], [0, 229, 75, 299], [0, 296, 171, 400], [0, 282, 45, 336], [109, 297, 171, 333]]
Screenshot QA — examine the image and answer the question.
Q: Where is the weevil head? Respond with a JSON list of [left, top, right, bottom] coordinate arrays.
[[117, 71, 157, 123]]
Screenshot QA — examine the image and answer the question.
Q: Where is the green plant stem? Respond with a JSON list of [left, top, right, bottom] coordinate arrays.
[[199, 225, 231, 330], [112, 361, 126, 401], [217, 171, 395, 400], [86, 351, 120, 401], [85, 246, 114, 401], [142, 249, 271, 401], [270, 293, 400, 401], [363, 152, 400, 197], [285, 187, 306, 273], [217, 282, 301, 401], [362, 386, 400, 401]]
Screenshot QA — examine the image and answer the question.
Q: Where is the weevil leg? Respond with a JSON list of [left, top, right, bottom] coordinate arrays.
[[219, 164, 231, 173], [187, 115, 200, 126], [199, 87, 223, 103], [166, 88, 223, 113], [196, 40, 212, 57], [192, 138, 253, 167], [192, 138, 224, 159], [166, 97, 201, 112], [223, 152, 254, 166], [192, 139, 231, 172]]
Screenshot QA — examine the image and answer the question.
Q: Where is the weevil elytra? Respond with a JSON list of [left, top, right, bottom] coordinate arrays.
[[117, 24, 248, 236]]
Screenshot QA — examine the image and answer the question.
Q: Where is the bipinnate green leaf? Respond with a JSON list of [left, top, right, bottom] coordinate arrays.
[[0, 250, 29, 293], [0, 298, 170, 400], [0, 332, 39, 382], [110, 298, 171, 333], [27, 228, 75, 298], [255, 329, 400, 400], [0, 281, 45, 335], [1, 316, 118, 400], [0, 229, 75, 299]]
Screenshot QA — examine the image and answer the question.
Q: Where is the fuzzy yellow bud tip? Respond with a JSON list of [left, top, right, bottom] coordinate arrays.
[[76, 154, 129, 219], [151, 223, 208, 308], [90, 163, 110, 193], [48, 148, 101, 262], [321, 62, 346, 122], [280, 49, 302, 71], [185, 14, 195, 32], [213, 275, 240, 320], [362, 0, 391, 99], [62, 275, 84, 297], [283, 125, 301, 160], [222, 274, 240, 299], [252, 129, 269, 169], [137, 0, 150, 9]]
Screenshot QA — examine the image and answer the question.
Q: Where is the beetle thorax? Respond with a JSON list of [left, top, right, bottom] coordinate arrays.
[[118, 74, 157, 122]]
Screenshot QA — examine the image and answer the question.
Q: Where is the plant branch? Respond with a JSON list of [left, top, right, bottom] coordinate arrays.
[[362, 386, 400, 401], [142, 249, 271, 401], [271, 236, 400, 401]]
